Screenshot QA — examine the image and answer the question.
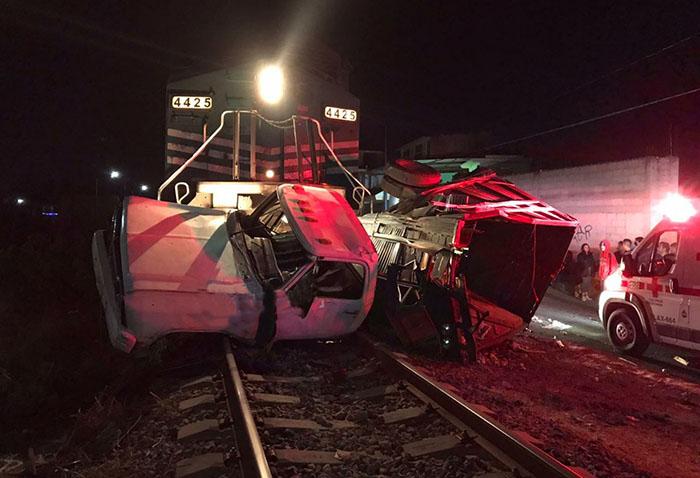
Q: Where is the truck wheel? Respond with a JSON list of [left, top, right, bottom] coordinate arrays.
[[606, 308, 650, 356]]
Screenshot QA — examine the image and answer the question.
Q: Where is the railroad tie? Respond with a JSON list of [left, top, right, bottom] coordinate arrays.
[[261, 417, 323, 430], [245, 373, 320, 383], [178, 394, 217, 412], [272, 448, 388, 464], [180, 375, 217, 390], [347, 383, 399, 400], [175, 453, 226, 478], [402, 434, 466, 458], [272, 448, 345, 464], [177, 419, 223, 443], [345, 365, 377, 378], [402, 382, 479, 438], [261, 417, 357, 430], [327, 419, 356, 429], [467, 473, 517, 478], [382, 405, 427, 424], [252, 392, 300, 404]]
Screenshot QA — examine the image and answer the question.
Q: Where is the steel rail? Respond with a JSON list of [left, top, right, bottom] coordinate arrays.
[[356, 332, 582, 478], [222, 338, 272, 478]]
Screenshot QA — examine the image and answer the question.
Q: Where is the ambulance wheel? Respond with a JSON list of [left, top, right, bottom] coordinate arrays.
[[607, 309, 649, 356]]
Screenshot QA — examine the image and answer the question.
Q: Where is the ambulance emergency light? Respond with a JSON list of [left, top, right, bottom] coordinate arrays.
[[656, 193, 696, 223]]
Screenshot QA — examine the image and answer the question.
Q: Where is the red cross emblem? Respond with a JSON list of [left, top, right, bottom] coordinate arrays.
[[648, 277, 663, 298]]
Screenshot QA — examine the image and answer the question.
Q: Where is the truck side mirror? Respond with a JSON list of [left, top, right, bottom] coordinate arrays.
[[669, 278, 679, 294]]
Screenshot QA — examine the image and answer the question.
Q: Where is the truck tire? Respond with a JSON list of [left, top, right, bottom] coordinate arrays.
[[606, 308, 650, 356]]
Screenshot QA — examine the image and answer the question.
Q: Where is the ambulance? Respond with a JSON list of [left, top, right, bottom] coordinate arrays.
[[598, 194, 700, 356]]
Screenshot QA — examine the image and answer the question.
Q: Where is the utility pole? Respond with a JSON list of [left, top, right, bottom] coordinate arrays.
[[250, 114, 257, 180]]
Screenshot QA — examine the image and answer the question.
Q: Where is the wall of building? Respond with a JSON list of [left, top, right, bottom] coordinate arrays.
[[506, 156, 679, 247], [399, 136, 430, 159], [398, 132, 492, 160]]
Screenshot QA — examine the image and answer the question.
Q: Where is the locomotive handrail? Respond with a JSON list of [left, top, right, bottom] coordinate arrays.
[[157, 110, 372, 213], [301, 114, 373, 213], [158, 109, 253, 200]]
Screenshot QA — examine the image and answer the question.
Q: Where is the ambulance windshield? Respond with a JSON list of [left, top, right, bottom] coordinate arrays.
[[633, 230, 679, 276]]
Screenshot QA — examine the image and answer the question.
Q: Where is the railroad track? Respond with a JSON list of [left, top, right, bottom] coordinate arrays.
[[215, 333, 583, 478]]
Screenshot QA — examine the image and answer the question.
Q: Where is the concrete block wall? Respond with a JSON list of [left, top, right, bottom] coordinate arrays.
[[506, 156, 679, 248]]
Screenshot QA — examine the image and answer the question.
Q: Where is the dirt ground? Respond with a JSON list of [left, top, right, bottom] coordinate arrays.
[[405, 331, 700, 478], [3, 331, 699, 477]]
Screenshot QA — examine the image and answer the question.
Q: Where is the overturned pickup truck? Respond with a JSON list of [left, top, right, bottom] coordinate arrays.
[[93, 182, 378, 353], [360, 160, 577, 361]]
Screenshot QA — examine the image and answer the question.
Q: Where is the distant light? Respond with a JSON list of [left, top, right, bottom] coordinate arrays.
[[674, 355, 689, 367], [140, 184, 149, 192], [42, 212, 59, 217], [16, 197, 25, 205], [656, 193, 696, 222], [265, 169, 275, 179], [256, 64, 284, 105], [109, 170, 121, 179]]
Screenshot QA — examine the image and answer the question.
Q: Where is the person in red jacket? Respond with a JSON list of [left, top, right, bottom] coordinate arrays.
[[598, 239, 619, 282]]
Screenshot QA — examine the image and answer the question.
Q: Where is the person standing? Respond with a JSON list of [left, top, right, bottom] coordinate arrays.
[[623, 238, 633, 254], [634, 236, 644, 250], [614, 241, 624, 263], [556, 250, 576, 294], [577, 243, 595, 302], [598, 239, 619, 282]]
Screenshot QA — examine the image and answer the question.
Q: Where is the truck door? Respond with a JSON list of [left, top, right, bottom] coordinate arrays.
[[633, 230, 684, 345], [675, 231, 700, 351], [276, 260, 368, 340]]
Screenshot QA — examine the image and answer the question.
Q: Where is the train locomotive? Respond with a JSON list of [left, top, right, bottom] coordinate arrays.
[[92, 59, 576, 360]]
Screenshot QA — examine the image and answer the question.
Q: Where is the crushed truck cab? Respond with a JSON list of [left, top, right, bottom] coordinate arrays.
[[93, 183, 378, 353], [360, 161, 577, 359]]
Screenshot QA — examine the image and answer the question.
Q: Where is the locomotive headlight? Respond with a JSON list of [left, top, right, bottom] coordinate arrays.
[[256, 64, 284, 105]]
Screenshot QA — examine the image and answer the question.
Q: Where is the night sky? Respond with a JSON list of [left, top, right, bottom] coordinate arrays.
[[2, 0, 700, 200]]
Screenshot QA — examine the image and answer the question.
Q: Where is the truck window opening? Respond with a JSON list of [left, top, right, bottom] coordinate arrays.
[[287, 261, 366, 315], [232, 192, 311, 286]]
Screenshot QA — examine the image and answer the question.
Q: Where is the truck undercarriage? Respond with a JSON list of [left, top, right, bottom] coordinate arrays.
[[360, 161, 577, 360]]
